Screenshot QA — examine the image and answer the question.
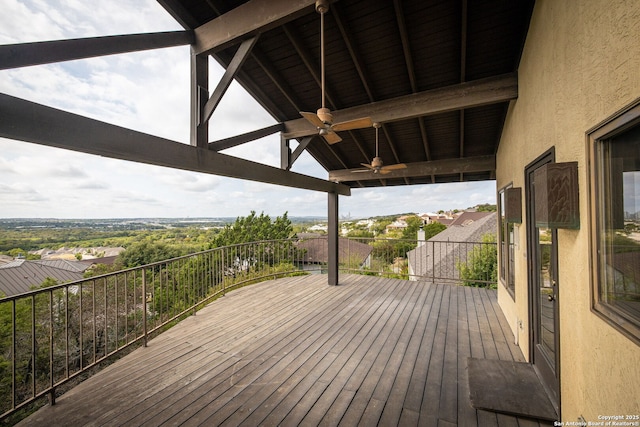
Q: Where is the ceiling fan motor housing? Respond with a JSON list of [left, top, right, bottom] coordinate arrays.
[[317, 107, 333, 124], [315, 0, 329, 14]]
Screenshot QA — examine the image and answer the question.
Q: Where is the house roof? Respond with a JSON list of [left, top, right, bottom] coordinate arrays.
[[449, 211, 494, 227], [296, 236, 373, 265], [0, 260, 85, 298], [408, 212, 496, 278]]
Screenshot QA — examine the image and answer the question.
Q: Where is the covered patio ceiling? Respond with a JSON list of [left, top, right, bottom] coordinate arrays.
[[0, 0, 535, 194], [162, 0, 534, 188]]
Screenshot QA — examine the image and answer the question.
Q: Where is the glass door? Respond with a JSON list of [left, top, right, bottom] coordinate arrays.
[[525, 150, 560, 412]]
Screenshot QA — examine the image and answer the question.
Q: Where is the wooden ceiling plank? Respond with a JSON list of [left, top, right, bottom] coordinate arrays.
[[281, 23, 338, 111], [459, 0, 468, 181], [0, 31, 193, 70], [250, 49, 304, 113], [283, 73, 518, 138], [0, 93, 350, 196], [331, 3, 375, 102], [194, 0, 315, 55], [328, 155, 495, 182]]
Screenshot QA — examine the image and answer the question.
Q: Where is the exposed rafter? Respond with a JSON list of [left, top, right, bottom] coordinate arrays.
[[328, 155, 495, 182], [283, 73, 518, 138], [0, 93, 350, 196], [394, 0, 433, 185]]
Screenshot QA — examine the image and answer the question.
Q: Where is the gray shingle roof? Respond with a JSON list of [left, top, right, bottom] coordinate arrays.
[[296, 237, 373, 266], [408, 212, 497, 280], [0, 260, 85, 298]]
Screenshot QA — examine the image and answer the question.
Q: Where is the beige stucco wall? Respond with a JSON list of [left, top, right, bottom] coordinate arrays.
[[496, 0, 640, 422]]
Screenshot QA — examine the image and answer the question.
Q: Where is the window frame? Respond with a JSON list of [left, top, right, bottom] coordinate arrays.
[[498, 184, 516, 300], [588, 98, 640, 345]]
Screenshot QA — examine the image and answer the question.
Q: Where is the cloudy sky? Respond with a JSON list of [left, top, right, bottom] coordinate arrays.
[[0, 0, 496, 219]]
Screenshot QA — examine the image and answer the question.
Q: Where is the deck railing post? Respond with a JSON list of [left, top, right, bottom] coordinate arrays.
[[142, 269, 148, 347], [328, 192, 339, 286]]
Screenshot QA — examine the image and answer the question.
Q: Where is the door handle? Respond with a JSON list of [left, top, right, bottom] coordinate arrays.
[[548, 294, 555, 302]]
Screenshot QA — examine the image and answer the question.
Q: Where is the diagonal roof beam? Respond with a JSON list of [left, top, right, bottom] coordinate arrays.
[[0, 93, 350, 196], [328, 155, 495, 183], [194, 0, 316, 55], [0, 31, 193, 70], [209, 124, 283, 151], [283, 73, 518, 138], [202, 36, 259, 124]]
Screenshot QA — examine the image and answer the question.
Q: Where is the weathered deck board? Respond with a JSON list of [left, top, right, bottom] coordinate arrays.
[[18, 274, 552, 427]]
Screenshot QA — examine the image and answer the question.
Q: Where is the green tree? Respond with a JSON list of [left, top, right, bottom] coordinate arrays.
[[116, 241, 182, 268], [475, 203, 497, 212], [212, 211, 294, 247], [457, 233, 498, 288], [401, 216, 424, 240], [423, 222, 447, 239]]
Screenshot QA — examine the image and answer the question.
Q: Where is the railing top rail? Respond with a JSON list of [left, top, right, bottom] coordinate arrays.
[[0, 237, 493, 302]]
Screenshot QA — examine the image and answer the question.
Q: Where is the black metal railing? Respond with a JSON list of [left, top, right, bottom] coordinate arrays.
[[0, 237, 496, 420]]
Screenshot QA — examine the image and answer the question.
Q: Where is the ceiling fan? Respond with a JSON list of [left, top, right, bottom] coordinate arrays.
[[299, 0, 373, 145], [354, 123, 407, 174]]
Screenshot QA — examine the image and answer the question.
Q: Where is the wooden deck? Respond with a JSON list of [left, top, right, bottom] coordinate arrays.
[[19, 274, 552, 426]]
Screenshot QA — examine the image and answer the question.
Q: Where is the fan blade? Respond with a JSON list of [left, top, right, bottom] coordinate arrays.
[[352, 169, 371, 173], [360, 163, 375, 170], [332, 117, 373, 132], [300, 111, 325, 128], [322, 131, 342, 144], [382, 163, 407, 171], [379, 163, 407, 174]]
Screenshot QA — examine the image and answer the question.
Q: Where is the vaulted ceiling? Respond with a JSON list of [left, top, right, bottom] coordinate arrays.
[[159, 0, 535, 188]]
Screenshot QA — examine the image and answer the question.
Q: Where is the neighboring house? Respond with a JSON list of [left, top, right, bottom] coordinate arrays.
[[385, 217, 409, 232], [32, 246, 125, 260], [296, 236, 372, 273], [0, 259, 87, 297], [407, 212, 496, 282]]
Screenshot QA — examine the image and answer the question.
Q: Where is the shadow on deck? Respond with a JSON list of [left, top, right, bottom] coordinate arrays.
[[18, 274, 552, 426]]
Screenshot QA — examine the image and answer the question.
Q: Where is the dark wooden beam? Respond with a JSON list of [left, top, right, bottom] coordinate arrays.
[[0, 32, 194, 70], [289, 136, 313, 168], [194, 0, 315, 55], [209, 123, 283, 151], [191, 49, 209, 148], [328, 155, 495, 182], [283, 73, 518, 138], [0, 93, 350, 196], [202, 36, 259, 124]]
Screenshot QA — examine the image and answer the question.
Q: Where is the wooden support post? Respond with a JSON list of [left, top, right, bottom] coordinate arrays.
[[328, 192, 339, 286], [281, 135, 291, 170], [190, 48, 208, 148]]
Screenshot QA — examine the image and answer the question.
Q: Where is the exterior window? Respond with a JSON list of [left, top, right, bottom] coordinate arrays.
[[498, 186, 515, 298], [590, 100, 640, 343]]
